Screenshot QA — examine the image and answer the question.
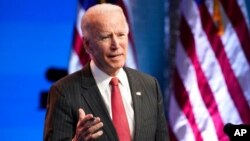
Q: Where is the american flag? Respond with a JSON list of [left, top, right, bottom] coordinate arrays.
[[68, 0, 137, 73], [168, 0, 250, 141]]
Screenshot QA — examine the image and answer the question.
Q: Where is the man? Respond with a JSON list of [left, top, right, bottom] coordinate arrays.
[[44, 3, 169, 141]]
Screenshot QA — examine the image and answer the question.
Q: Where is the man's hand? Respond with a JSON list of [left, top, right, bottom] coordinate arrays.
[[73, 108, 103, 141]]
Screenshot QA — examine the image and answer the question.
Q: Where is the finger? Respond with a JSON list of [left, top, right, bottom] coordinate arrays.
[[74, 117, 95, 141], [78, 117, 103, 139], [80, 117, 101, 131], [75, 109, 95, 141], [85, 130, 104, 140], [86, 117, 101, 126], [88, 121, 103, 134], [78, 108, 94, 127], [78, 115, 95, 128], [78, 108, 86, 120]]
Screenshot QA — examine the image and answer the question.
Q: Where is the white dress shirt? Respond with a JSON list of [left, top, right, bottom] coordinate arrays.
[[90, 61, 135, 138]]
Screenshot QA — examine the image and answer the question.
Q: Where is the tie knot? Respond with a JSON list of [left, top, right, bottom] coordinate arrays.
[[110, 77, 119, 86]]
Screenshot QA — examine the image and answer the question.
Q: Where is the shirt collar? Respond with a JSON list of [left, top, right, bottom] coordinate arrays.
[[90, 60, 127, 86]]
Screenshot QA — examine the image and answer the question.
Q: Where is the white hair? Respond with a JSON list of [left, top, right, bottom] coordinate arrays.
[[81, 3, 129, 39]]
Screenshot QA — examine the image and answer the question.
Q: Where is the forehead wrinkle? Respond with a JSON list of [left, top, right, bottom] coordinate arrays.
[[81, 4, 129, 38], [82, 4, 124, 28], [86, 14, 129, 38]]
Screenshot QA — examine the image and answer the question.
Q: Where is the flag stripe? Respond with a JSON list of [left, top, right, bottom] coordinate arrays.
[[116, 0, 138, 67], [173, 68, 204, 141], [168, 0, 250, 140], [180, 16, 227, 141], [218, 0, 250, 109], [168, 124, 178, 141], [219, 17, 250, 110], [169, 91, 196, 141], [198, 2, 250, 124], [220, 0, 250, 65], [182, 0, 244, 127], [72, 27, 89, 65], [175, 39, 219, 141], [68, 1, 92, 73], [217, 0, 250, 123]]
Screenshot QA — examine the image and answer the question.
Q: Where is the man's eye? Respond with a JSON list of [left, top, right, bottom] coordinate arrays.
[[100, 35, 110, 40], [118, 33, 125, 37]]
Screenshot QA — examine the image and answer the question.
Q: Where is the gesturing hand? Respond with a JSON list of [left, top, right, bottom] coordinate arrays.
[[73, 108, 104, 141]]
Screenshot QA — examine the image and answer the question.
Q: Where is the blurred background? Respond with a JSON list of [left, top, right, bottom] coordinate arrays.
[[0, 0, 167, 140], [1, 0, 250, 140]]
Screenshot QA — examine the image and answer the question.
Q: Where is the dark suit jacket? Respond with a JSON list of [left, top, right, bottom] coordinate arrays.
[[44, 64, 169, 141]]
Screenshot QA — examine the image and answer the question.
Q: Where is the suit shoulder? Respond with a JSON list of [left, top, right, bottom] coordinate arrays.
[[124, 67, 156, 82], [52, 70, 82, 88]]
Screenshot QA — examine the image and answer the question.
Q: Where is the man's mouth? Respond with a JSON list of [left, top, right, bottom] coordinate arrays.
[[108, 54, 123, 60], [108, 54, 123, 58]]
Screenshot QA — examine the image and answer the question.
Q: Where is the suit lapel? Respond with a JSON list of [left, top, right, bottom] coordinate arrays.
[[124, 68, 143, 141], [80, 64, 118, 140]]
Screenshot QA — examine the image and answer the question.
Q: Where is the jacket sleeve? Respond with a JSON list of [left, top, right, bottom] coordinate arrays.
[[154, 79, 170, 141], [43, 84, 76, 141]]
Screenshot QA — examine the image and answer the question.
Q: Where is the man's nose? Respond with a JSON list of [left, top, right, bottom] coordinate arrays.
[[111, 35, 119, 49]]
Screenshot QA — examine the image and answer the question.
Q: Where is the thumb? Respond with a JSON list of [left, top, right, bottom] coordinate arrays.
[[78, 108, 85, 120]]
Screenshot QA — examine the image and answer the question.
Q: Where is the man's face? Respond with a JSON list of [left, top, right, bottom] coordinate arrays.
[[86, 12, 128, 75]]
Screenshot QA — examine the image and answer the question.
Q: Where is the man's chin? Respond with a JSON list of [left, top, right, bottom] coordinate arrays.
[[109, 62, 125, 69]]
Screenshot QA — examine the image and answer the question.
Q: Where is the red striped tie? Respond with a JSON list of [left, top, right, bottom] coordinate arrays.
[[110, 77, 131, 141]]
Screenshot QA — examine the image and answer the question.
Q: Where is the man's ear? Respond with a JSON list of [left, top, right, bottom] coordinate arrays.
[[84, 38, 91, 54]]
